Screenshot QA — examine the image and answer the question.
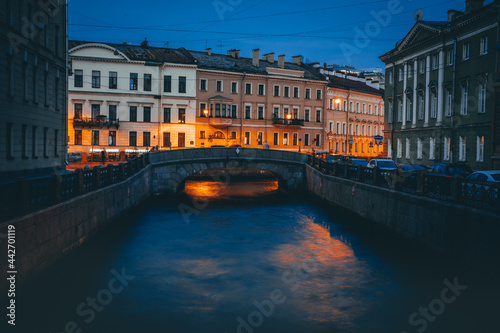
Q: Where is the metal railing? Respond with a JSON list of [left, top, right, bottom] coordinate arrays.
[[0, 154, 150, 222], [307, 155, 500, 212]]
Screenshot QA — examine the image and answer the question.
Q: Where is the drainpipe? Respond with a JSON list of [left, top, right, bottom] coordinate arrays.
[[388, 53, 397, 161], [240, 72, 246, 146], [446, 26, 458, 164]]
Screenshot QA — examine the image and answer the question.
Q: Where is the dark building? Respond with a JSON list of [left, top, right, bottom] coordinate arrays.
[[0, 0, 68, 180], [380, 0, 500, 170]]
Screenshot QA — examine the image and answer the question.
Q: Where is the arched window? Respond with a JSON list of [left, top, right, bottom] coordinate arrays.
[[212, 131, 225, 139]]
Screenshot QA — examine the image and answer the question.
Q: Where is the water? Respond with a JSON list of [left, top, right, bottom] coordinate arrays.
[[13, 180, 499, 332]]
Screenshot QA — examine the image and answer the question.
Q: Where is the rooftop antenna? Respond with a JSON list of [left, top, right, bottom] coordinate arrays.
[[414, 9, 424, 22], [216, 40, 223, 54]]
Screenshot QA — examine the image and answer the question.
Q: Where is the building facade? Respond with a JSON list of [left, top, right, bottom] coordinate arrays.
[[190, 49, 327, 151], [67, 41, 197, 160], [0, 0, 68, 180], [325, 74, 385, 158], [380, 0, 499, 170]]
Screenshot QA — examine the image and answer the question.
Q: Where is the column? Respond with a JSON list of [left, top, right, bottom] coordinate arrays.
[[412, 58, 418, 128], [424, 54, 430, 127], [436, 48, 444, 125], [402, 62, 407, 129]]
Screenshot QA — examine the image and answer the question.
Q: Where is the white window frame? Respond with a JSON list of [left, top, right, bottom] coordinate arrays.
[[429, 137, 435, 160], [284, 86, 290, 98], [443, 137, 451, 161], [293, 86, 300, 98], [463, 43, 470, 61], [461, 85, 468, 115], [405, 138, 410, 159], [480, 36, 488, 55], [258, 83, 265, 96], [476, 136, 484, 162], [417, 138, 423, 160], [397, 138, 402, 158], [231, 81, 238, 94], [273, 85, 280, 97], [478, 82, 486, 114], [245, 82, 252, 95], [431, 92, 437, 118], [445, 89, 452, 117], [216, 80, 223, 92], [459, 136, 466, 161]]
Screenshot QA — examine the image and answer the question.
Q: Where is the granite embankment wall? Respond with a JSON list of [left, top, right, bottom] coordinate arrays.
[[0, 166, 151, 291], [307, 165, 500, 265]]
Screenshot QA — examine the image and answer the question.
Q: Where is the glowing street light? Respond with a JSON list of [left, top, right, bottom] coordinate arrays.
[[203, 109, 209, 117]]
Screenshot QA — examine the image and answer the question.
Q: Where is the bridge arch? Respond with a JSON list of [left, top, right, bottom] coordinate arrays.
[[149, 148, 308, 194]]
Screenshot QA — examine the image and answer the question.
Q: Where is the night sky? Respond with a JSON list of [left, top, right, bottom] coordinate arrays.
[[68, 0, 484, 70]]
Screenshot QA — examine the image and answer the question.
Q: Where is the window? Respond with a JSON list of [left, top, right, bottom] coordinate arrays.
[[178, 133, 186, 148], [109, 71, 117, 89], [316, 89, 322, 100], [75, 130, 82, 145], [163, 132, 171, 147], [316, 110, 321, 122], [216, 80, 223, 92], [429, 137, 435, 160], [480, 36, 488, 55], [399, 67, 403, 81], [405, 138, 410, 159], [91, 104, 100, 118], [284, 86, 290, 97], [258, 106, 264, 120], [398, 99, 403, 122], [245, 105, 251, 119], [315, 134, 321, 146], [408, 64, 413, 78], [344, 101, 348, 112], [109, 105, 117, 121], [350, 102, 353, 112], [368, 105, 372, 115], [199, 103, 206, 117], [232, 82, 238, 94], [54, 129, 59, 157], [431, 92, 437, 118], [443, 137, 450, 161], [305, 88, 311, 99], [143, 132, 151, 147], [355, 124, 359, 135], [462, 43, 470, 61], [283, 133, 288, 146], [143, 107, 151, 122], [419, 59, 425, 74], [164, 108, 171, 123], [445, 89, 452, 117], [245, 83, 252, 95], [244, 132, 250, 145], [199, 131, 206, 139], [406, 98, 412, 122], [447, 49, 454, 66], [200, 79, 207, 91], [129, 106, 137, 122], [231, 105, 237, 118], [273, 133, 279, 146], [417, 138, 422, 159], [274, 85, 280, 97], [304, 133, 309, 146], [336, 122, 340, 134], [230, 131, 236, 139], [389, 71, 394, 85], [92, 71, 100, 88], [130, 73, 138, 90], [356, 103, 360, 113], [305, 109, 310, 122], [293, 108, 299, 119], [144, 74, 152, 91], [397, 138, 402, 158], [257, 132, 263, 145], [74, 103, 82, 119], [178, 108, 186, 123], [164, 76, 172, 92], [109, 131, 116, 146], [258, 84, 265, 96], [74, 69, 83, 87], [477, 136, 484, 162], [478, 82, 486, 113], [459, 136, 466, 161], [293, 87, 299, 98], [418, 95, 424, 120], [129, 132, 137, 146], [92, 130, 99, 146], [179, 76, 186, 93], [432, 54, 438, 70], [293, 133, 298, 146], [461, 85, 468, 115]]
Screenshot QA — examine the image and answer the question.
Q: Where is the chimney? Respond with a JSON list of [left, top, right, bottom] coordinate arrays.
[[263, 53, 275, 63], [465, 0, 484, 14], [227, 49, 240, 59], [324, 62, 327, 68], [278, 55, 285, 68], [292, 55, 302, 66], [140, 38, 148, 48], [205, 48, 212, 55], [252, 48, 260, 67]]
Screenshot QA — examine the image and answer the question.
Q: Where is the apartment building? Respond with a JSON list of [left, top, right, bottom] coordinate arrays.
[[325, 74, 385, 158], [380, 0, 500, 170], [67, 40, 197, 160], [189, 49, 327, 151], [0, 0, 67, 180]]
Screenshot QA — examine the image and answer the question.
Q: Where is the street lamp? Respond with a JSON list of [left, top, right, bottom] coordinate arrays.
[[203, 108, 209, 117], [298, 138, 302, 153], [334, 98, 341, 110]]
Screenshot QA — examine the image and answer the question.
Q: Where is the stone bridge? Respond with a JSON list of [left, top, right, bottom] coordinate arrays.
[[149, 148, 308, 193]]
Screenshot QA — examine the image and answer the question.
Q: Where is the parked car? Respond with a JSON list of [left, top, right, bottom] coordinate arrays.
[[347, 159, 369, 167], [399, 164, 427, 173], [68, 152, 82, 162], [367, 159, 398, 170], [427, 163, 472, 177], [325, 154, 356, 164], [466, 171, 500, 182]]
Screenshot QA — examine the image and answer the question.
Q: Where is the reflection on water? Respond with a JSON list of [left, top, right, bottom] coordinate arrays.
[[184, 179, 279, 199]]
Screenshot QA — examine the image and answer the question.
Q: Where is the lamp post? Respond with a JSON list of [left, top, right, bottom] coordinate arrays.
[[298, 138, 302, 153]]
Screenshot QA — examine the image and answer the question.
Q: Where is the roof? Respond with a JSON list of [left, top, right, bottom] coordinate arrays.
[[69, 40, 197, 65], [188, 50, 326, 81], [326, 75, 383, 96], [419, 20, 448, 29]]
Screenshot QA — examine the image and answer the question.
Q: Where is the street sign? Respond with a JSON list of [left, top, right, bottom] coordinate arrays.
[[348, 138, 353, 144], [374, 135, 384, 145], [327, 130, 333, 136]]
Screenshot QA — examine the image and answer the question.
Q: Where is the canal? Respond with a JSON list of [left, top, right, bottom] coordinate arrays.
[[15, 178, 498, 332]]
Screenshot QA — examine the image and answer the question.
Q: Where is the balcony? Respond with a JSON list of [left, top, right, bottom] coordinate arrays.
[[272, 117, 304, 126], [73, 116, 120, 129]]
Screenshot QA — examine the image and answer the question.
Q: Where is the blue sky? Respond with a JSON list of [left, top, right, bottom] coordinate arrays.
[[68, 0, 485, 69]]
